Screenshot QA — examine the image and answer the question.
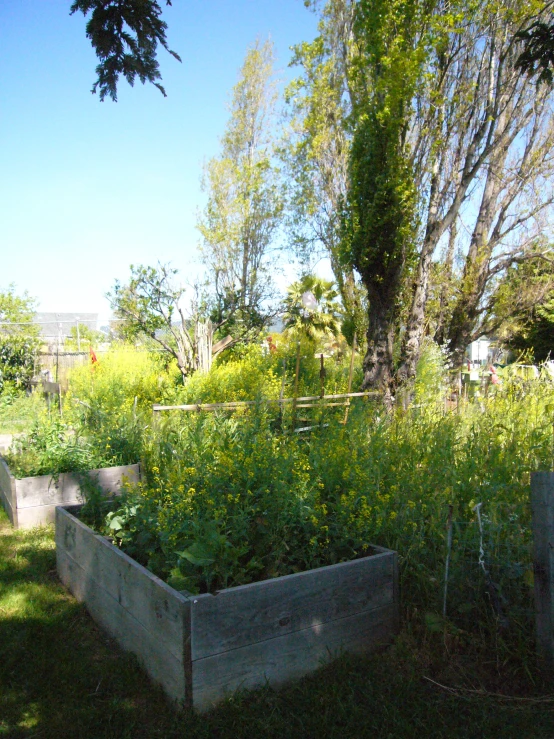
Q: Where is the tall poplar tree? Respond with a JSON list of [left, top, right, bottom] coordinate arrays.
[[342, 0, 424, 393], [197, 39, 284, 339]]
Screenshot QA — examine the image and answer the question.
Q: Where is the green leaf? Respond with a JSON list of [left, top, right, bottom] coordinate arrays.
[[108, 516, 123, 531], [177, 542, 216, 567]]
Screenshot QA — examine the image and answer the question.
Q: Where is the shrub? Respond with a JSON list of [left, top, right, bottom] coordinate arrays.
[[180, 344, 281, 403], [66, 345, 179, 418], [4, 415, 114, 478], [0, 335, 40, 393]]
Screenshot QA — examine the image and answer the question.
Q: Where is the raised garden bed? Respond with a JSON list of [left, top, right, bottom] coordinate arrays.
[[56, 504, 399, 711], [0, 457, 140, 528]]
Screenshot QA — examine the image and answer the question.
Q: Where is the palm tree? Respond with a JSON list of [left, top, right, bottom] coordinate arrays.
[[282, 275, 341, 341]]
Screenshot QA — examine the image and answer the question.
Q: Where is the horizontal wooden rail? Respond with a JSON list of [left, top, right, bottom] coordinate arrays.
[[153, 391, 378, 413], [296, 402, 349, 408]]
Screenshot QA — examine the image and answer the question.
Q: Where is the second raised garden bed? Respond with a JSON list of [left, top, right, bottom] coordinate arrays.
[[0, 457, 140, 528], [56, 504, 399, 711]]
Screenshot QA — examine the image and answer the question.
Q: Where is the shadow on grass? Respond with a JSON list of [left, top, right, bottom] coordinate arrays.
[[1, 511, 554, 739]]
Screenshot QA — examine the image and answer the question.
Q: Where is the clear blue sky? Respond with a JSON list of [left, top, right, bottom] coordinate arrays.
[[0, 0, 319, 321]]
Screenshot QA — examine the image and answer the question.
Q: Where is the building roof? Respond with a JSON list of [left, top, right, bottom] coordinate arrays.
[[34, 313, 98, 339]]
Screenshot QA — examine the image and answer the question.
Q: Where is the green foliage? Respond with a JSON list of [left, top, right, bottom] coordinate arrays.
[[0, 386, 46, 434], [413, 340, 448, 404], [70, 0, 181, 101], [65, 345, 178, 467], [0, 285, 40, 394], [180, 344, 281, 404], [66, 345, 176, 416], [5, 347, 178, 478], [99, 376, 554, 674], [342, 0, 420, 284], [108, 263, 199, 378], [0, 284, 38, 333], [494, 255, 554, 362], [109, 264, 182, 341], [197, 39, 283, 339], [4, 416, 113, 479], [177, 339, 362, 406], [338, 0, 427, 389], [0, 335, 39, 393], [509, 301, 554, 362], [64, 323, 105, 351], [282, 274, 341, 341]]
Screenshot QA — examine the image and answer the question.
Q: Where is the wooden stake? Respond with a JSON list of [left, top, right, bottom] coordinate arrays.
[[279, 358, 287, 430], [343, 334, 357, 424], [531, 472, 554, 668], [443, 505, 454, 618], [292, 342, 301, 429]]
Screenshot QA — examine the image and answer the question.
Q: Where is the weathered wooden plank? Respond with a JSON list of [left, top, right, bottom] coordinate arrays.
[[15, 505, 57, 528], [153, 391, 379, 413], [57, 546, 188, 705], [0, 456, 15, 506], [56, 507, 188, 659], [295, 402, 348, 408], [16, 474, 78, 509], [0, 485, 16, 526], [0, 456, 17, 525], [56, 505, 398, 710], [94, 463, 140, 491], [531, 472, 554, 667], [192, 602, 397, 712], [191, 552, 394, 660], [16, 463, 140, 509]]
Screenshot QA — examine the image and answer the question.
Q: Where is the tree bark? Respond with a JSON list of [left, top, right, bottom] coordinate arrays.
[[447, 136, 509, 366]]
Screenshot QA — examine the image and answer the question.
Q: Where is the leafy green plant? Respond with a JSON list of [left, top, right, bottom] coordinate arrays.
[[93, 374, 553, 676], [0, 335, 40, 393], [4, 417, 108, 478]]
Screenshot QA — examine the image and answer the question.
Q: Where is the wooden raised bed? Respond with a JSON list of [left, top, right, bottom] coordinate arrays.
[[56, 505, 399, 711], [0, 457, 140, 528]]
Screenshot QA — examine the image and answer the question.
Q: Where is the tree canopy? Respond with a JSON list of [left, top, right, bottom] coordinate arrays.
[[70, 0, 181, 101]]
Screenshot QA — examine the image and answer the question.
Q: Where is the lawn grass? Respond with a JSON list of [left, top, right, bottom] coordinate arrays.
[[1, 506, 554, 739]]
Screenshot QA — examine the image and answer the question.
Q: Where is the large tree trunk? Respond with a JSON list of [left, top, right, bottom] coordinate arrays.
[[396, 242, 435, 385], [361, 286, 397, 402]]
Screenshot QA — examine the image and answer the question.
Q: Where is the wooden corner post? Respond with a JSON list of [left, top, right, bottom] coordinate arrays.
[[531, 471, 554, 668]]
